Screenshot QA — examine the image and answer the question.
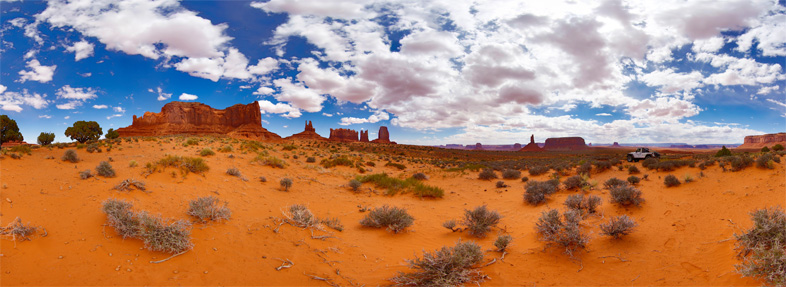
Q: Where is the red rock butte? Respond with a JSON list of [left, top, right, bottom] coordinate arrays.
[[286, 121, 326, 141], [737, 132, 786, 149], [520, 134, 544, 152], [329, 128, 359, 142], [371, 126, 396, 144], [542, 136, 588, 151], [116, 101, 281, 141]]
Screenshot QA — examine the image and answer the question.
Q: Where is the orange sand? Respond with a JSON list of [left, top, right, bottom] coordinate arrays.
[[1, 138, 783, 286]]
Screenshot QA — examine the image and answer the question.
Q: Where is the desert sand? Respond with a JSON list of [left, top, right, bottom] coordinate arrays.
[[1, 136, 783, 286]]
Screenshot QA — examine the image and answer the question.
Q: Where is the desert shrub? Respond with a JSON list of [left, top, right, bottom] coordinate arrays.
[[282, 143, 297, 151], [494, 234, 513, 252], [151, 155, 209, 175], [280, 178, 293, 191], [200, 148, 215, 156], [442, 219, 458, 231], [684, 174, 693, 183], [521, 176, 529, 182], [501, 169, 521, 179], [524, 180, 558, 205], [258, 176, 267, 182], [495, 181, 507, 188], [139, 214, 193, 254], [96, 161, 116, 177], [306, 156, 316, 163], [0, 217, 40, 242], [642, 158, 659, 170], [320, 156, 354, 168], [218, 145, 233, 153], [478, 168, 497, 180], [628, 165, 640, 174], [254, 154, 287, 168], [358, 173, 443, 198], [412, 172, 429, 181], [564, 194, 602, 215], [348, 179, 362, 191], [321, 217, 344, 232], [563, 175, 584, 190], [37, 132, 55, 146], [226, 167, 242, 177], [62, 149, 80, 163], [114, 179, 146, 192], [603, 177, 628, 189], [391, 240, 485, 286], [102, 199, 142, 239], [188, 196, 231, 223], [129, 160, 138, 167], [773, 144, 785, 152], [594, 161, 612, 173], [664, 174, 681, 187], [535, 209, 588, 256], [528, 165, 550, 176], [609, 185, 644, 206], [86, 143, 102, 153], [734, 207, 786, 286], [385, 162, 407, 170], [360, 205, 414, 233], [284, 204, 318, 227], [366, 161, 376, 167], [716, 146, 733, 157], [756, 153, 778, 169], [185, 138, 199, 146], [575, 162, 592, 176], [600, 215, 637, 239], [462, 205, 501, 238], [0, 115, 23, 144], [627, 175, 641, 185], [761, 146, 770, 153], [80, 169, 94, 179]]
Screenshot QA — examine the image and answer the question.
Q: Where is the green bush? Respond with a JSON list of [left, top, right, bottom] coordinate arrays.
[[734, 207, 786, 286], [253, 154, 287, 168], [0, 115, 23, 144], [756, 153, 778, 169], [65, 120, 102, 143], [37, 132, 55, 146], [360, 205, 414, 233], [105, 128, 119, 139], [773, 144, 785, 152], [149, 155, 209, 176], [716, 146, 733, 157], [357, 173, 443, 198], [664, 174, 680, 187], [391, 240, 485, 286], [282, 144, 297, 151], [320, 156, 354, 168], [218, 145, 233, 152], [761, 146, 770, 153], [728, 155, 754, 171], [200, 148, 215, 156]]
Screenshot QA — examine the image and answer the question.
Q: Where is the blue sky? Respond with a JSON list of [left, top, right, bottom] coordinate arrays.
[[1, 0, 784, 145]]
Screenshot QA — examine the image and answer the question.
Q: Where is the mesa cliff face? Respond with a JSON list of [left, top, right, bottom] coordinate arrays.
[[737, 132, 786, 149], [329, 128, 359, 142], [370, 126, 396, 144], [542, 137, 588, 151], [286, 121, 326, 140], [116, 101, 281, 140]]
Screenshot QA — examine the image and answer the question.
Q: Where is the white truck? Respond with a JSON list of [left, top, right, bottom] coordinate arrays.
[[627, 148, 660, 162]]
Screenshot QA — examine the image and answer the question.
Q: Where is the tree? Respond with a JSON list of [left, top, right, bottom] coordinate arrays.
[[773, 144, 784, 152], [715, 145, 732, 157], [105, 128, 119, 139], [761, 146, 770, 153], [37, 132, 55, 146], [65, 121, 103, 143], [0, 115, 23, 144]]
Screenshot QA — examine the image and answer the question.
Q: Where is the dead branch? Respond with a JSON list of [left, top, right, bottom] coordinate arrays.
[[305, 273, 340, 287], [598, 255, 630, 262], [275, 258, 294, 271], [701, 238, 732, 244], [150, 250, 189, 264], [479, 258, 497, 267]]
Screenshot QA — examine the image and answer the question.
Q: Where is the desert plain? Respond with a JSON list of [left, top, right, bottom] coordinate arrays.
[[0, 136, 783, 286]]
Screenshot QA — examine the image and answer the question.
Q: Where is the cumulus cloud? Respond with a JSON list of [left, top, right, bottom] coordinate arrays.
[[65, 39, 94, 61], [149, 87, 172, 101], [596, 113, 612, 116], [18, 59, 56, 83], [339, 110, 390, 126], [0, 87, 49, 112], [627, 97, 702, 122], [272, 78, 324, 112], [93, 105, 108, 109], [56, 85, 98, 100], [56, 101, 82, 110], [39, 115, 52, 119], [178, 93, 198, 101], [757, 85, 780, 95], [640, 69, 705, 94], [257, 100, 302, 118], [113, 106, 125, 113]]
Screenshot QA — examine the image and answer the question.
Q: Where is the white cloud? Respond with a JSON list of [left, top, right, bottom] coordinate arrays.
[[757, 85, 780, 95], [149, 87, 172, 101], [596, 113, 612, 116], [692, 37, 725, 53], [106, 114, 123, 120], [113, 106, 125, 113], [322, 113, 333, 117], [253, 86, 275, 96], [38, 115, 52, 119], [18, 59, 56, 83], [640, 69, 705, 94], [0, 86, 49, 112], [56, 85, 97, 100], [178, 93, 198, 101], [65, 39, 94, 61], [56, 101, 82, 110], [93, 105, 108, 109], [272, 78, 324, 112], [627, 96, 702, 123], [251, 0, 371, 19], [767, 98, 786, 108], [257, 100, 302, 118], [339, 110, 390, 125], [64, 116, 70, 120]]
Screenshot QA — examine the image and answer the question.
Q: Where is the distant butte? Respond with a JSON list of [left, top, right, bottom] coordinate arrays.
[[116, 101, 281, 141], [329, 128, 359, 142], [542, 136, 588, 151], [286, 121, 326, 140], [737, 132, 786, 149], [519, 134, 544, 152], [371, 126, 396, 144]]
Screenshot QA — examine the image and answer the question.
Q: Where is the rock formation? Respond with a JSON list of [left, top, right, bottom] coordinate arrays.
[[513, 143, 522, 150], [520, 134, 544, 152], [116, 101, 281, 141], [473, 143, 483, 150], [542, 137, 588, 151], [737, 132, 786, 149], [611, 142, 621, 148], [329, 128, 359, 142], [360, 130, 369, 142], [286, 121, 326, 140], [371, 126, 396, 144]]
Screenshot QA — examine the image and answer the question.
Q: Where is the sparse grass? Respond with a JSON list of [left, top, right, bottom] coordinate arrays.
[[320, 156, 354, 168], [462, 205, 501, 238], [185, 138, 200, 146], [664, 174, 681, 187], [535, 209, 587, 257], [478, 168, 497, 180], [390, 240, 485, 286], [357, 173, 443, 198], [600, 215, 637, 239], [280, 178, 293, 191], [282, 143, 297, 151], [385, 162, 407, 170], [62, 149, 80, 163], [187, 196, 231, 223], [114, 179, 146, 192], [218, 145, 233, 153], [96, 161, 116, 177], [129, 160, 138, 167], [360, 205, 414, 233], [609, 185, 644, 206], [734, 206, 786, 286], [200, 148, 215, 156], [253, 154, 287, 168], [148, 155, 210, 176]]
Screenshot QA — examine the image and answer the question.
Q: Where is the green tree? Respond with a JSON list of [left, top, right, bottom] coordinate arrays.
[[65, 121, 103, 143], [761, 146, 770, 153], [715, 145, 732, 157], [37, 132, 55, 146], [105, 128, 120, 139], [773, 144, 784, 152], [0, 115, 24, 144]]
